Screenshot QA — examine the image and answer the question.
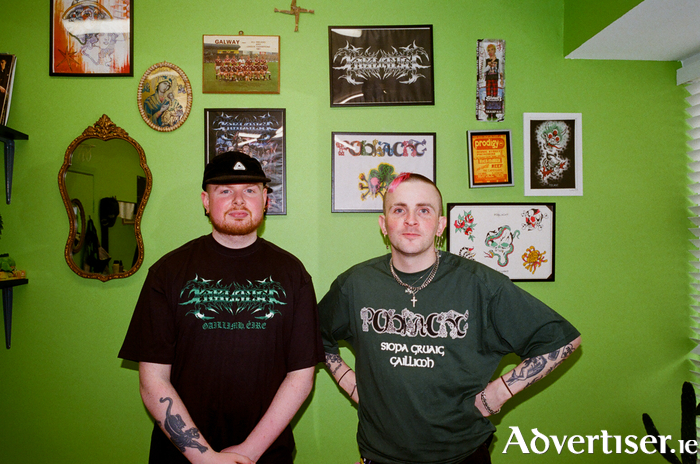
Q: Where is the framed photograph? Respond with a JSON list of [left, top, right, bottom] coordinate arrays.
[[328, 25, 434, 107], [50, 0, 133, 76], [202, 35, 280, 94], [467, 130, 513, 188], [204, 108, 286, 215], [523, 113, 582, 196], [332, 132, 436, 212], [137, 62, 192, 132], [447, 202, 555, 281]]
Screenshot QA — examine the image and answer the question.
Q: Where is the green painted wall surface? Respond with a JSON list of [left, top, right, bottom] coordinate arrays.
[[0, 1, 690, 462], [564, 0, 642, 56]]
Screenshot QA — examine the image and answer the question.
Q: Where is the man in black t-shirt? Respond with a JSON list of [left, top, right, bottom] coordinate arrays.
[[119, 152, 324, 464]]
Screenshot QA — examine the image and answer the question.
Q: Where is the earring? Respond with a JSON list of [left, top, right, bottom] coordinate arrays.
[[384, 234, 390, 250], [434, 234, 445, 250]]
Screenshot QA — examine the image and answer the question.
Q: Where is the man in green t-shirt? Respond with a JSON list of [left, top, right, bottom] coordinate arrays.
[[319, 173, 581, 464]]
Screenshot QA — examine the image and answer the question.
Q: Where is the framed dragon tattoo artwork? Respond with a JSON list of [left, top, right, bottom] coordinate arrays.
[[523, 113, 583, 196], [328, 25, 434, 107], [332, 132, 436, 212], [447, 202, 555, 282], [50, 0, 133, 76], [202, 34, 280, 94], [137, 62, 192, 132], [205, 108, 286, 215]]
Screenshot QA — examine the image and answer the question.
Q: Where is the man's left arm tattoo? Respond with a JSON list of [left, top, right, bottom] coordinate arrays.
[[505, 340, 577, 389], [157, 397, 208, 455]]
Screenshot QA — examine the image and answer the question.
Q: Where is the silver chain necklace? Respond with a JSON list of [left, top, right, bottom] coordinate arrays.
[[389, 250, 440, 308]]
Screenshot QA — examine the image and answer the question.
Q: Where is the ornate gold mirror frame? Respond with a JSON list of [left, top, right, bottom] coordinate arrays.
[[58, 115, 152, 282]]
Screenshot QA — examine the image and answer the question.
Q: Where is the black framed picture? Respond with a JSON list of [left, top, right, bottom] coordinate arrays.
[[447, 202, 555, 282], [328, 25, 434, 107], [331, 132, 436, 212], [50, 0, 133, 76], [204, 108, 286, 215]]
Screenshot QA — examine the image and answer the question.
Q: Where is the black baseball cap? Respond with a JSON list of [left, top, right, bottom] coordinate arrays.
[[202, 151, 272, 190]]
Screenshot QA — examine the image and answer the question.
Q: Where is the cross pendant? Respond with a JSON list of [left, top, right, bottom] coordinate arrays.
[[410, 294, 417, 308]]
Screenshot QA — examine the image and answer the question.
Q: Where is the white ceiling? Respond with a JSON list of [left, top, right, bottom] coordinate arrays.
[[566, 0, 700, 62]]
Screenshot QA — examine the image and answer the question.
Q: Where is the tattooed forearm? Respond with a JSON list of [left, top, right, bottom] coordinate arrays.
[[325, 352, 343, 375], [157, 397, 208, 454], [505, 340, 578, 390]]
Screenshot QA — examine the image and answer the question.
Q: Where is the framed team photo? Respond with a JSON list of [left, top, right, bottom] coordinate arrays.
[[204, 108, 286, 215], [467, 130, 513, 188], [50, 0, 133, 76], [332, 132, 436, 212], [328, 25, 434, 107], [202, 35, 280, 94], [447, 202, 555, 282], [523, 113, 583, 196]]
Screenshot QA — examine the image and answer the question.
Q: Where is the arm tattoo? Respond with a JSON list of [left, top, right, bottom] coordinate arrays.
[[506, 341, 576, 387], [157, 397, 208, 454], [325, 352, 343, 375]]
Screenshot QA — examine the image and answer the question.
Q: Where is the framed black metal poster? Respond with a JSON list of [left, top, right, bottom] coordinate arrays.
[[447, 202, 555, 282], [204, 108, 286, 215], [328, 25, 434, 107]]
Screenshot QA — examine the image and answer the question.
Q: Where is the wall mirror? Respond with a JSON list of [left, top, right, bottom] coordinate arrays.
[[58, 115, 152, 282]]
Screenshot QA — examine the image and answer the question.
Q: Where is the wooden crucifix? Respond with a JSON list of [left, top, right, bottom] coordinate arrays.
[[274, 1, 314, 32]]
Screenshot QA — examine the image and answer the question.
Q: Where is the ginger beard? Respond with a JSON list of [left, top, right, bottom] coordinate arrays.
[[209, 206, 263, 236]]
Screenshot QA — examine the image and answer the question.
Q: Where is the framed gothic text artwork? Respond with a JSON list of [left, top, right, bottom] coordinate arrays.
[[328, 25, 434, 107], [332, 132, 436, 212]]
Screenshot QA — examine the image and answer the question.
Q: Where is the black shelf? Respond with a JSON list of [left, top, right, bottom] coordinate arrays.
[[1, 278, 28, 349], [0, 124, 28, 205]]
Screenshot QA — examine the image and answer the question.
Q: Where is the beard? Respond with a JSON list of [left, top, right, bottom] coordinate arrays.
[[209, 207, 264, 236]]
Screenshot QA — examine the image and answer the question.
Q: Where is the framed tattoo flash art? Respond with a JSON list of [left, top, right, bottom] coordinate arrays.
[[50, 0, 133, 76], [137, 62, 192, 132], [467, 130, 513, 188], [447, 203, 555, 282], [523, 113, 583, 196], [328, 26, 434, 107], [205, 108, 286, 215], [202, 35, 280, 94], [332, 132, 436, 212]]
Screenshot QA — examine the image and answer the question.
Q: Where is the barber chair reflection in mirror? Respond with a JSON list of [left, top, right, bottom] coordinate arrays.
[[58, 115, 152, 282]]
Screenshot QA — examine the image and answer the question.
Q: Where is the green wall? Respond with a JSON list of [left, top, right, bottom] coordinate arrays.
[[0, 1, 690, 462]]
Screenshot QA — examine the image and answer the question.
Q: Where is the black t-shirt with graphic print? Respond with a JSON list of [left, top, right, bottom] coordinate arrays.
[[119, 234, 324, 463]]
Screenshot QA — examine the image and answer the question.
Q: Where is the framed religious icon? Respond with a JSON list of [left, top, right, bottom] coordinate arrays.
[[332, 132, 436, 212], [204, 108, 286, 215], [50, 0, 133, 76], [523, 113, 583, 196], [447, 202, 555, 282], [137, 62, 192, 132], [328, 25, 434, 107], [467, 130, 513, 188], [202, 34, 280, 94]]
